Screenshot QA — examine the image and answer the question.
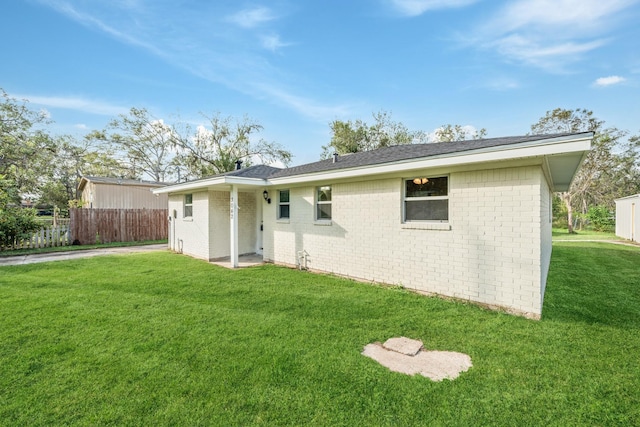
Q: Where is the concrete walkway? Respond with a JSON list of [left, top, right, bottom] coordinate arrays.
[[554, 239, 639, 247], [0, 244, 167, 267]]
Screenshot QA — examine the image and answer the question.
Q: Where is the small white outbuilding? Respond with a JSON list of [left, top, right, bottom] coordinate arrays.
[[615, 194, 640, 243]]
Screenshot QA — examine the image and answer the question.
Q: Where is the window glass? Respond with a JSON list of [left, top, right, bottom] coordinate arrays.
[[404, 177, 448, 222], [279, 204, 290, 219], [184, 193, 193, 218], [316, 186, 332, 220], [405, 177, 448, 198], [278, 190, 290, 219], [405, 200, 448, 221], [316, 204, 332, 220], [317, 186, 332, 202]]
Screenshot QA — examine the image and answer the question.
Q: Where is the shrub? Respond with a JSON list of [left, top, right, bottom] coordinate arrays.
[[586, 205, 615, 232], [0, 176, 41, 249]]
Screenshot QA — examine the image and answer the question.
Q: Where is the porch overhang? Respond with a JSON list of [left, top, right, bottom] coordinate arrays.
[[156, 176, 267, 270], [152, 176, 267, 195]]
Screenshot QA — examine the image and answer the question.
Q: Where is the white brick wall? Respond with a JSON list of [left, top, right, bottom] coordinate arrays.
[[169, 191, 210, 260], [170, 190, 259, 261], [264, 166, 549, 318], [539, 178, 553, 303], [209, 191, 230, 259]]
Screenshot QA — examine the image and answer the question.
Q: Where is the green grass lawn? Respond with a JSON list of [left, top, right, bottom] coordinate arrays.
[[1, 243, 639, 426], [552, 227, 619, 240]]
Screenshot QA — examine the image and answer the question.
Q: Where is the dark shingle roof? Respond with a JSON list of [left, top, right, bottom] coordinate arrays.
[[268, 133, 587, 179], [172, 132, 590, 187], [221, 164, 283, 179]]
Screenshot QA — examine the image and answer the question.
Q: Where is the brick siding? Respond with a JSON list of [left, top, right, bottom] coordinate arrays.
[[264, 165, 549, 318]]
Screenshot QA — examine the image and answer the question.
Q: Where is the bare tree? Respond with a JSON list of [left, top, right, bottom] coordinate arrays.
[[531, 108, 629, 232], [172, 113, 291, 179], [99, 107, 176, 182], [432, 124, 487, 142]]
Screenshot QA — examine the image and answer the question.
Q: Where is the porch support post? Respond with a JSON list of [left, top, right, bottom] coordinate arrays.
[[230, 185, 239, 268]]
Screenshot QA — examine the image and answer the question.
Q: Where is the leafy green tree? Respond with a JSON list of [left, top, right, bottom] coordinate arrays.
[[98, 107, 176, 182], [172, 113, 292, 179], [0, 89, 56, 197], [433, 124, 487, 142], [321, 110, 427, 158], [38, 135, 131, 212], [530, 108, 633, 232], [586, 205, 615, 232], [0, 175, 40, 249], [616, 132, 640, 197]]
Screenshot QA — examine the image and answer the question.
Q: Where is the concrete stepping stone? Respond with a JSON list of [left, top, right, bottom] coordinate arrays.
[[382, 337, 423, 356]]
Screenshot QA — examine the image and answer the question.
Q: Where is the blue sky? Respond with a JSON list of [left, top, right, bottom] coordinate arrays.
[[3, 0, 639, 167]]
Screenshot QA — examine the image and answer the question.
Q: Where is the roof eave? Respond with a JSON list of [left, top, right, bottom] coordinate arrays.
[[152, 176, 267, 194], [268, 134, 593, 186], [615, 193, 640, 202], [77, 176, 89, 192]]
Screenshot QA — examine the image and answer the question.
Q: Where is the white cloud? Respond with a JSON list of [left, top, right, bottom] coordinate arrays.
[[492, 0, 635, 33], [37, 0, 167, 57], [74, 123, 89, 129], [250, 83, 353, 121], [389, 0, 479, 16], [227, 6, 275, 28], [594, 75, 626, 86], [16, 94, 128, 116], [260, 34, 291, 52], [489, 35, 606, 69], [485, 77, 520, 91], [35, 1, 348, 124], [470, 0, 638, 71]]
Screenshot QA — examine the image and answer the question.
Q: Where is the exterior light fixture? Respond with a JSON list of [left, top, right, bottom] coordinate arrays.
[[263, 190, 269, 200]]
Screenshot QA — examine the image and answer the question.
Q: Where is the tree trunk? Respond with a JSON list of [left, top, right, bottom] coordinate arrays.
[[562, 192, 575, 233]]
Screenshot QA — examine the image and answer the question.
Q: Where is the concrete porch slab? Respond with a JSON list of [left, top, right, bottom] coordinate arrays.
[[210, 254, 264, 269]]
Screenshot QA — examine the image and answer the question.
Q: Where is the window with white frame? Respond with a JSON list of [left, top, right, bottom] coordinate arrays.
[[315, 186, 332, 220], [184, 193, 193, 218], [278, 189, 290, 219], [404, 176, 448, 222]]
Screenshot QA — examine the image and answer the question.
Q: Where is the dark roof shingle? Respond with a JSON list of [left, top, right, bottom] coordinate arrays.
[[268, 133, 587, 179], [221, 164, 283, 179], [175, 132, 590, 186]]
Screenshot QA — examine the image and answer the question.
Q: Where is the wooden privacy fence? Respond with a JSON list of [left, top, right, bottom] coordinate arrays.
[[70, 208, 168, 245]]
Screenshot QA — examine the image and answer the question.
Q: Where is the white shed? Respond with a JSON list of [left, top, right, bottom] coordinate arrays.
[[615, 194, 640, 243], [78, 176, 169, 210]]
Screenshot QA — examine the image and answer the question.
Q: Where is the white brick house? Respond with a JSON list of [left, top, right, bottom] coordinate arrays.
[[154, 132, 592, 318]]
